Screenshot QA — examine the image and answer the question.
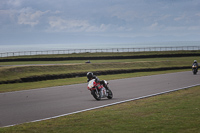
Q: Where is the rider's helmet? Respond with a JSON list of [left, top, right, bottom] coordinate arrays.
[[194, 60, 197, 63], [87, 72, 93, 79]]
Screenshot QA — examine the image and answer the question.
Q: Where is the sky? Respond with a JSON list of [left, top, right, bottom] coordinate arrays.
[[1, 0, 200, 46]]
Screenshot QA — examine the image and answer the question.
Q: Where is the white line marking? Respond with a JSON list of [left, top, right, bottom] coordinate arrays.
[[3, 84, 200, 128]]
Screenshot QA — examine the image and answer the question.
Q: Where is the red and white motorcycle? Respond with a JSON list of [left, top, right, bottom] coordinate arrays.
[[87, 79, 113, 101]]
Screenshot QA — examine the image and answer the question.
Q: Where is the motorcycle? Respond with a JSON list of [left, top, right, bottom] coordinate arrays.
[[192, 64, 198, 75], [87, 79, 113, 101]]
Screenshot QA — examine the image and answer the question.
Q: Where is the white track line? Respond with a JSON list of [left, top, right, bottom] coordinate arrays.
[[3, 84, 200, 128]]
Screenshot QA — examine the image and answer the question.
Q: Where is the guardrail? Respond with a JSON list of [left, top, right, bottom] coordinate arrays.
[[0, 46, 200, 58]]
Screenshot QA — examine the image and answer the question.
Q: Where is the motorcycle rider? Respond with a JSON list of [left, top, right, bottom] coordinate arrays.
[[192, 60, 198, 72], [87, 72, 109, 92]]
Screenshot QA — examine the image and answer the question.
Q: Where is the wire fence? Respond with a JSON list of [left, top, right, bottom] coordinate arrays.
[[1, 46, 200, 58]]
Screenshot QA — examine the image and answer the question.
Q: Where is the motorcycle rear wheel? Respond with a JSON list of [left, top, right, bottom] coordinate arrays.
[[91, 89, 101, 101]]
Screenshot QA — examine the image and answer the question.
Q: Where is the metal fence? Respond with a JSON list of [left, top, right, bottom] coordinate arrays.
[[1, 46, 200, 58]]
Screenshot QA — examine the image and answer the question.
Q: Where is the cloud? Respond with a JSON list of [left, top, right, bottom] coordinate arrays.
[[47, 16, 110, 32], [149, 22, 159, 30], [1, 0, 200, 45], [48, 17, 89, 32], [18, 8, 49, 27], [174, 15, 185, 21], [7, 0, 23, 7]]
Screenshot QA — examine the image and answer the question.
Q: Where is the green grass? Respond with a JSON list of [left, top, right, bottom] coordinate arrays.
[[0, 56, 198, 65], [0, 56, 196, 81], [1, 85, 200, 133]]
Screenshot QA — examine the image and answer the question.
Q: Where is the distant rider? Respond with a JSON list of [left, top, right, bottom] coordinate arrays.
[[192, 60, 198, 72], [87, 72, 109, 91]]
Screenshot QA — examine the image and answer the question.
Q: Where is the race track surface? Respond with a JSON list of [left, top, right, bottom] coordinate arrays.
[[0, 71, 199, 127]]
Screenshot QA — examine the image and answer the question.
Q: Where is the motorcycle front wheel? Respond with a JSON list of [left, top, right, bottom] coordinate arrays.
[[193, 69, 197, 75], [91, 89, 101, 101], [107, 89, 113, 99]]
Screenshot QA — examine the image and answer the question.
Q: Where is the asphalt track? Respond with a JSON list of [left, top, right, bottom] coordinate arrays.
[[0, 71, 200, 127]]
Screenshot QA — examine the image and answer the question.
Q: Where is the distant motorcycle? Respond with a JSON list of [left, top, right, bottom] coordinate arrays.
[[192, 64, 198, 75], [87, 79, 113, 101]]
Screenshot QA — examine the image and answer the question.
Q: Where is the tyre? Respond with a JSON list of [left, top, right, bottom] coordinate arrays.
[[193, 69, 197, 75], [107, 89, 113, 99], [91, 89, 101, 101]]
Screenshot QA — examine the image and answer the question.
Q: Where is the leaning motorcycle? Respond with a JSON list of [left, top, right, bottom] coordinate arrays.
[[192, 64, 198, 75], [87, 79, 113, 101]]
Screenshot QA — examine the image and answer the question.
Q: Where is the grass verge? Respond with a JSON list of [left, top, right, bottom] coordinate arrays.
[[1, 84, 200, 133]]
